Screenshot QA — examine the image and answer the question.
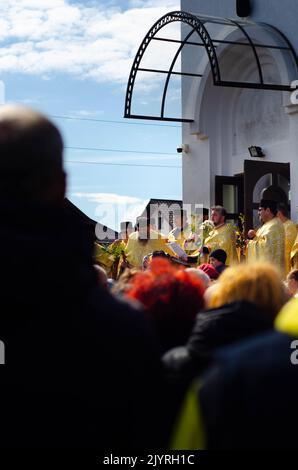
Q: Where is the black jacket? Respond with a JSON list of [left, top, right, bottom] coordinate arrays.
[[163, 301, 273, 382], [0, 203, 161, 449], [200, 330, 298, 449]]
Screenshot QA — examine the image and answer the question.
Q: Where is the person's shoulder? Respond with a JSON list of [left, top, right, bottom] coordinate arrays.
[[199, 330, 293, 423], [214, 329, 290, 371], [85, 285, 160, 347], [264, 217, 282, 233], [189, 304, 233, 339], [272, 217, 283, 228], [276, 218, 286, 235], [285, 219, 298, 232], [216, 264, 227, 274], [94, 285, 140, 316], [81, 283, 136, 325], [192, 301, 261, 329]]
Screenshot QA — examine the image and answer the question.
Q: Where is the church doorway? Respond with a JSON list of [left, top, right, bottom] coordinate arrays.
[[215, 160, 290, 231]]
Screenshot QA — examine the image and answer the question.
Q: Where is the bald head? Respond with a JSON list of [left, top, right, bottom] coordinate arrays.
[[0, 105, 65, 204]]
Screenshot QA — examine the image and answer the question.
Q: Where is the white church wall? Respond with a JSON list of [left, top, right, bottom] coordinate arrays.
[[181, 0, 298, 219]]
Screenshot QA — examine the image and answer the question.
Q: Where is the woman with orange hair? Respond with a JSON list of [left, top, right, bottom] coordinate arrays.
[[126, 257, 205, 354]]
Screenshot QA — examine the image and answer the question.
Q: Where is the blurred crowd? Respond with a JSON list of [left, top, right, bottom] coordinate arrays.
[[1, 105, 298, 450]]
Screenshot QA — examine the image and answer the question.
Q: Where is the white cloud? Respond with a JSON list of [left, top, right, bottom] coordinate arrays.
[[71, 191, 149, 229], [72, 192, 143, 205], [0, 0, 180, 86], [17, 97, 41, 105], [68, 109, 104, 117]]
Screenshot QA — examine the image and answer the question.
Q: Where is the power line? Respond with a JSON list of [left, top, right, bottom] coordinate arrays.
[[51, 114, 181, 128], [65, 160, 182, 169], [65, 145, 177, 156]]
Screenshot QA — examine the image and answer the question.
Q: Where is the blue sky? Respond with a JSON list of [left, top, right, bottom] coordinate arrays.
[[0, 0, 182, 231]]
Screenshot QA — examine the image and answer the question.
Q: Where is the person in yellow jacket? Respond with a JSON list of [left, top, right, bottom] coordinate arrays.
[[277, 203, 297, 275], [247, 199, 285, 273], [125, 217, 172, 269]]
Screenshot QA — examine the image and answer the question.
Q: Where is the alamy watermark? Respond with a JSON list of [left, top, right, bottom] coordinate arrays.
[[94, 203, 206, 241], [290, 340, 298, 365]]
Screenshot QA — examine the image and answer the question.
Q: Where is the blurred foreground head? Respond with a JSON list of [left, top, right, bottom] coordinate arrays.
[[208, 262, 286, 318], [0, 105, 65, 204], [126, 258, 205, 353]]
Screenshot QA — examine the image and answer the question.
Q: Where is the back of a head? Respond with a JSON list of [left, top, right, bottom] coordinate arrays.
[[186, 267, 210, 289], [208, 262, 285, 318], [93, 264, 108, 288], [0, 105, 65, 204], [209, 248, 227, 265], [277, 202, 288, 217], [260, 199, 277, 216], [126, 258, 205, 352]]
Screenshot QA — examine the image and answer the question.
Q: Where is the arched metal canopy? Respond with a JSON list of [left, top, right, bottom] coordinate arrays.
[[124, 11, 298, 122]]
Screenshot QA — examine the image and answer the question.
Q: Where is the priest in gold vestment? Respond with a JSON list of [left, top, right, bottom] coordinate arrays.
[[247, 199, 285, 272], [126, 217, 172, 269], [94, 221, 134, 278], [290, 234, 298, 270], [277, 203, 297, 275], [203, 206, 238, 266], [167, 209, 193, 249]]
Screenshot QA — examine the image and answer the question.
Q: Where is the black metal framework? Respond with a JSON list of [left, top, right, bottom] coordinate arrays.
[[124, 10, 298, 122]]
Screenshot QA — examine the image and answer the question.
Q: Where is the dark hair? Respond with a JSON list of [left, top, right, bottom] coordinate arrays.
[[260, 199, 277, 216], [288, 269, 298, 282], [210, 248, 227, 264], [151, 250, 169, 259], [277, 203, 288, 217], [0, 106, 64, 202], [211, 205, 227, 220]]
